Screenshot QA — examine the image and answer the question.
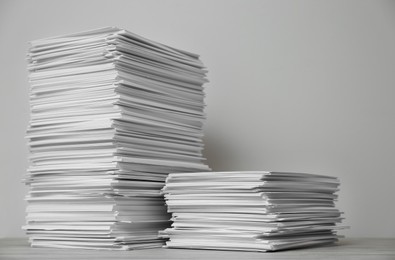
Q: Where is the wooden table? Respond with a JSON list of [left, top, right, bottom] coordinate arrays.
[[1, 238, 394, 260]]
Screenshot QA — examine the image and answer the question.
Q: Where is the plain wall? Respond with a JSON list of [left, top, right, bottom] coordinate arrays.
[[1, 0, 394, 238]]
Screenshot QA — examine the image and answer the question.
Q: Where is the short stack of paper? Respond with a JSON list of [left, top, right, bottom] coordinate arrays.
[[24, 27, 210, 250], [160, 171, 344, 252]]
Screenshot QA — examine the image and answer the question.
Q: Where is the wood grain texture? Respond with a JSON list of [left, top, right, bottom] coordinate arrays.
[[0, 238, 394, 260]]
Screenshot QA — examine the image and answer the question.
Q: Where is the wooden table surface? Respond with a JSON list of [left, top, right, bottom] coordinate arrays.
[[0, 238, 394, 260]]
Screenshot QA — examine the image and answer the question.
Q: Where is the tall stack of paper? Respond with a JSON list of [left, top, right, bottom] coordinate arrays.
[[160, 171, 344, 252], [24, 27, 210, 250]]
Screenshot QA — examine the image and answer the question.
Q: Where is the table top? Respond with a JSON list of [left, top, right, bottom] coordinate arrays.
[[1, 237, 394, 260]]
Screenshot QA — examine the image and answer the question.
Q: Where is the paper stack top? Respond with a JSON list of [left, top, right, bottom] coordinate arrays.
[[160, 171, 345, 252], [24, 27, 210, 250]]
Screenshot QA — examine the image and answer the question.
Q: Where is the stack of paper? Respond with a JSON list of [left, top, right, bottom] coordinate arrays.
[[24, 27, 210, 250], [160, 171, 344, 252]]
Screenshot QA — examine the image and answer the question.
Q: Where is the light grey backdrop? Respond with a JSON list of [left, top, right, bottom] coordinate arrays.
[[1, 0, 394, 238]]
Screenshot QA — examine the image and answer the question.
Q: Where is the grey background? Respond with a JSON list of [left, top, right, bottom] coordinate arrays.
[[1, 0, 394, 238]]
